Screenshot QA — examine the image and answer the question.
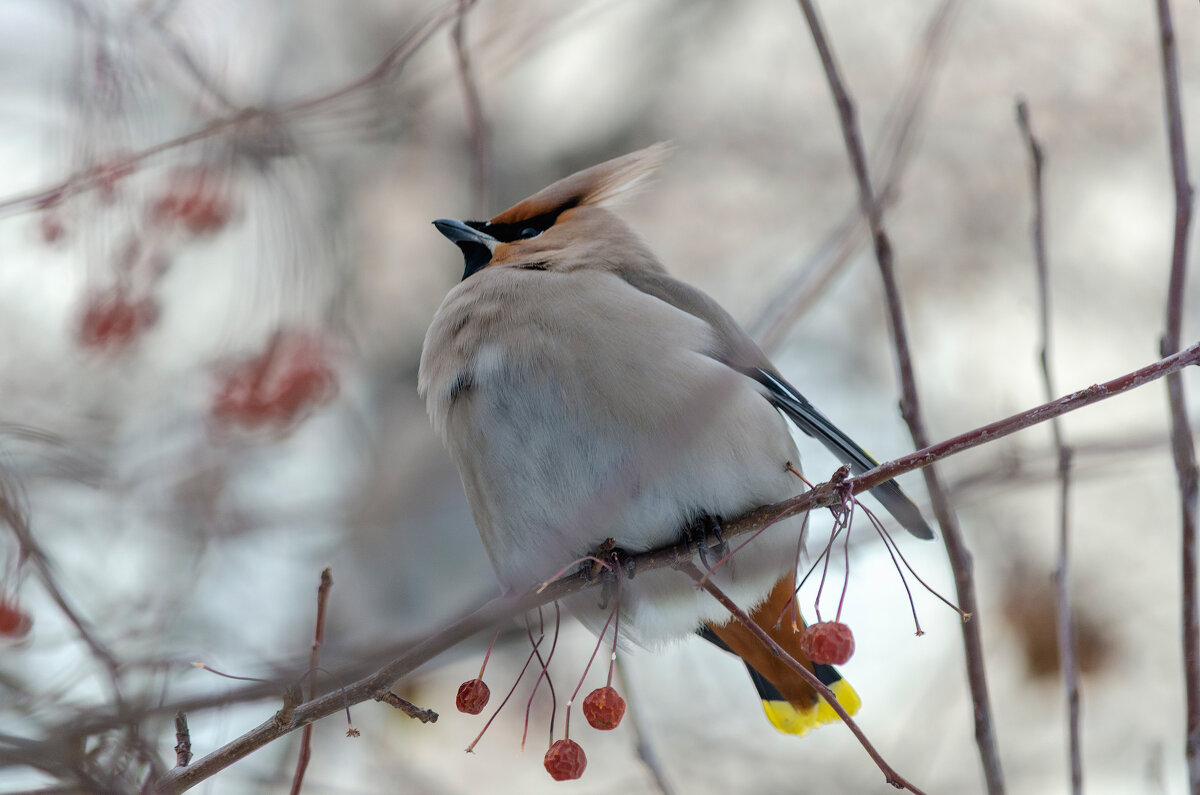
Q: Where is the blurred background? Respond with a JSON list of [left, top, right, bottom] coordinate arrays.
[[0, 0, 1198, 792]]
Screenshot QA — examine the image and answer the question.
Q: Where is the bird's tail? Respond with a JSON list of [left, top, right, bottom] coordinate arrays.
[[699, 574, 860, 736]]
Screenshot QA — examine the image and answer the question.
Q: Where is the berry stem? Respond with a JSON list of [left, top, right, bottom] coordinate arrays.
[[478, 630, 499, 679], [835, 501, 854, 623], [520, 604, 561, 750], [464, 635, 544, 753], [813, 516, 846, 623], [606, 577, 621, 688], [566, 597, 619, 736]]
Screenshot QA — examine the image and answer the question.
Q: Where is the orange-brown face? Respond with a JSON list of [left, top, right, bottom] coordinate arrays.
[[433, 143, 673, 281], [435, 203, 660, 282]]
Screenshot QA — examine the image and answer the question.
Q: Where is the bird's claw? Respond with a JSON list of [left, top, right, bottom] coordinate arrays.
[[584, 538, 635, 610], [683, 512, 728, 570]]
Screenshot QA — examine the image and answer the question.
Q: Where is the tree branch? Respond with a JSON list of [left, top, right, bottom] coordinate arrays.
[[449, 0, 491, 217], [1151, 0, 1198, 791], [288, 568, 333, 795], [0, 0, 464, 218], [752, 0, 962, 351], [794, 1, 1008, 789], [148, 339, 1200, 792], [1016, 97, 1082, 795]]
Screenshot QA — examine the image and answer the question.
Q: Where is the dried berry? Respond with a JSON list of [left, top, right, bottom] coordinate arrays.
[[582, 686, 625, 730], [543, 738, 586, 781], [800, 621, 855, 665], [456, 678, 490, 715], [0, 601, 31, 638]]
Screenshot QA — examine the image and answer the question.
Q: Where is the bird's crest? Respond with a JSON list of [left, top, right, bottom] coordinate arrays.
[[489, 142, 673, 225]]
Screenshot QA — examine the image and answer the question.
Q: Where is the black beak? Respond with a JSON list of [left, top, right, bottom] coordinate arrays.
[[433, 218, 496, 247], [433, 219, 496, 281]]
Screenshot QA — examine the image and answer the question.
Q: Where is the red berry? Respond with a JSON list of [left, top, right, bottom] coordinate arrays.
[[800, 621, 855, 665], [211, 331, 337, 429], [0, 601, 31, 638], [150, 168, 234, 236], [39, 213, 66, 245], [543, 738, 586, 781], [77, 290, 159, 350], [456, 678, 490, 714], [582, 686, 625, 730]]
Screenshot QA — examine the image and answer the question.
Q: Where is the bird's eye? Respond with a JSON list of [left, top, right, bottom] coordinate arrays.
[[519, 227, 541, 239]]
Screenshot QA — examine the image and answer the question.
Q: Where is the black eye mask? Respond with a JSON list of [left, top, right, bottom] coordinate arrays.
[[467, 196, 580, 244]]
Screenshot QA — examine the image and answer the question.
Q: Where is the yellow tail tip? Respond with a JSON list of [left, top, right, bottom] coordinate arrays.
[[761, 679, 861, 737]]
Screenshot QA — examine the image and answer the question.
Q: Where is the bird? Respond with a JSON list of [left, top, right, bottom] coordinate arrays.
[[418, 143, 933, 736]]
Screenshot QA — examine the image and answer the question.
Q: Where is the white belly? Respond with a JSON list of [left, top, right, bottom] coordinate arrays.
[[423, 269, 808, 645]]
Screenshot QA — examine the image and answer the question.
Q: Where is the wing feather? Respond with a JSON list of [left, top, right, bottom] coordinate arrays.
[[613, 268, 934, 540]]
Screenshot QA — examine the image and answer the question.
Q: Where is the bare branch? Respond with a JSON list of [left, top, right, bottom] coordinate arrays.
[[794, 0, 1005, 789], [1151, 0, 1199, 791], [376, 691, 438, 723], [450, 0, 491, 217], [0, 471, 126, 707], [173, 712, 191, 769], [1016, 98, 1081, 795], [752, 0, 963, 351], [288, 568, 333, 795], [0, 0, 463, 217]]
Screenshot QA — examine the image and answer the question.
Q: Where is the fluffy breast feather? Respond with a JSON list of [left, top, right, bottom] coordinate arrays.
[[419, 267, 808, 643]]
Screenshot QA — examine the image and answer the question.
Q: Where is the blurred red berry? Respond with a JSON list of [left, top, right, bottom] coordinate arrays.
[[39, 213, 66, 245], [0, 601, 31, 638], [582, 686, 625, 730], [212, 331, 337, 429], [800, 621, 855, 665], [77, 290, 159, 350], [151, 168, 234, 236], [456, 678, 490, 715], [543, 739, 586, 781]]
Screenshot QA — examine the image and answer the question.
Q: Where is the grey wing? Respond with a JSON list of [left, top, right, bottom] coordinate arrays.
[[614, 267, 935, 540], [746, 368, 934, 539]]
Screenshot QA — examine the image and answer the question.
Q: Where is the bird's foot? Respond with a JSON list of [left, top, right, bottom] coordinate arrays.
[[585, 538, 636, 610], [683, 512, 728, 571]]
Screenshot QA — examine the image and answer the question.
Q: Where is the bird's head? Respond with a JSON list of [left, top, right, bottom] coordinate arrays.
[[434, 142, 673, 280]]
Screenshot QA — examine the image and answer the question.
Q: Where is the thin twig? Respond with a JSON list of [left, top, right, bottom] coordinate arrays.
[[289, 568, 333, 795], [1151, 0, 1199, 791], [143, 14, 239, 115], [450, 0, 491, 217], [795, 2, 1005, 790], [376, 691, 439, 723], [752, 0, 962, 351], [0, 0, 463, 217], [0, 475, 126, 707], [1016, 98, 1082, 795], [679, 561, 924, 794], [173, 712, 191, 768]]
